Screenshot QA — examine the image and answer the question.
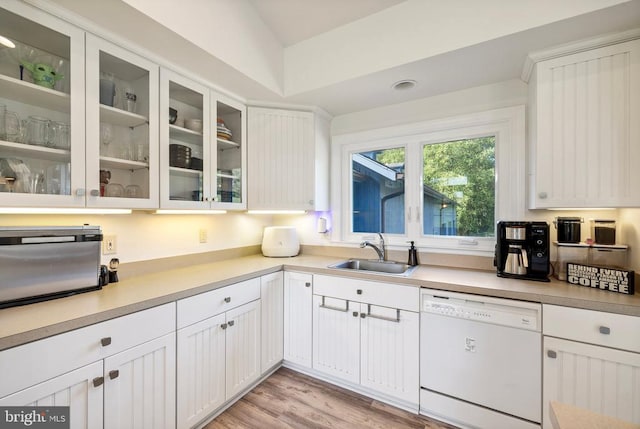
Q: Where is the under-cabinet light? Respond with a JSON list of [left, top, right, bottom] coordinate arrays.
[[546, 208, 616, 211], [0, 208, 132, 214], [154, 210, 227, 215], [247, 210, 306, 215], [0, 35, 15, 49]]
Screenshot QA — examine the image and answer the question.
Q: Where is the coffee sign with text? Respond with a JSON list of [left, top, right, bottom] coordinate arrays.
[[566, 263, 635, 295]]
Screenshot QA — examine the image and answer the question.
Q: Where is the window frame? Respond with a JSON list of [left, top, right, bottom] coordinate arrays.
[[331, 106, 526, 256]]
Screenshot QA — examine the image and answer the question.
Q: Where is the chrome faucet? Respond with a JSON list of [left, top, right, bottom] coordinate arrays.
[[360, 233, 386, 262]]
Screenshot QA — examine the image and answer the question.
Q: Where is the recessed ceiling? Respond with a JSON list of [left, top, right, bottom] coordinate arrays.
[[247, 0, 406, 46]]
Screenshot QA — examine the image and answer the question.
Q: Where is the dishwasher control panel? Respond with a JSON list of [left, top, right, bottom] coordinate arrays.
[[421, 289, 541, 331]]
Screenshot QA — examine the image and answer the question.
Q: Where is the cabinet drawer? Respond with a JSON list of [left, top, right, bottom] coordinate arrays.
[[543, 304, 640, 353], [313, 275, 419, 312], [0, 302, 175, 398], [177, 278, 260, 329]]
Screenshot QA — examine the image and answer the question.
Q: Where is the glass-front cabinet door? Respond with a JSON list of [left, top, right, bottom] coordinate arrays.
[[212, 93, 246, 209], [85, 34, 158, 208], [0, 1, 85, 207], [159, 68, 210, 209]]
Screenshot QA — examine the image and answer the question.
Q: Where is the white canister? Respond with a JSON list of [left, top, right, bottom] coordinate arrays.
[[261, 226, 299, 257]]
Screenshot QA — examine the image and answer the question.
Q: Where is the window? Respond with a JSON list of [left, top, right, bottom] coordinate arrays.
[[352, 148, 405, 234], [334, 106, 525, 255], [422, 137, 495, 238]]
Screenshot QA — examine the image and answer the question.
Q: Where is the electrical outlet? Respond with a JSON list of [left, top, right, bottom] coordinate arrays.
[[103, 235, 117, 254], [199, 229, 207, 244]]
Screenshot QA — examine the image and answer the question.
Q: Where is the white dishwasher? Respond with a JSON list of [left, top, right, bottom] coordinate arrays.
[[419, 289, 542, 429]]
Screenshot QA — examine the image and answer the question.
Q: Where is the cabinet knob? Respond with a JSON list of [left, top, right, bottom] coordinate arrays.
[[221, 323, 228, 330], [90, 189, 100, 197], [108, 370, 119, 380], [305, 282, 311, 287], [308, 200, 314, 206], [224, 297, 231, 303], [100, 337, 112, 347], [360, 313, 366, 318], [75, 188, 86, 196], [228, 320, 235, 327], [92, 377, 104, 388], [352, 311, 359, 317], [599, 326, 611, 335], [547, 350, 557, 359], [356, 289, 362, 295], [538, 192, 548, 199]]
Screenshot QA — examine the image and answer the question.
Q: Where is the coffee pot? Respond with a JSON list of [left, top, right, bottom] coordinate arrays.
[[504, 244, 528, 275]]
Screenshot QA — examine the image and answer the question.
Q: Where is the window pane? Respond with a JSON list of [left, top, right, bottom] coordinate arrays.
[[423, 137, 495, 237], [352, 148, 405, 234]]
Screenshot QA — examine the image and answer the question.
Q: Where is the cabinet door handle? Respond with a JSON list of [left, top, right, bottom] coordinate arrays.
[[108, 370, 119, 380], [547, 350, 557, 359], [366, 305, 400, 323], [90, 189, 100, 197], [318, 296, 348, 312], [224, 297, 231, 303], [352, 311, 359, 317], [360, 313, 366, 319], [100, 337, 112, 347], [221, 323, 228, 330], [92, 377, 104, 388], [599, 326, 611, 335], [305, 282, 311, 287], [228, 320, 235, 327], [356, 289, 362, 295], [538, 192, 548, 199]]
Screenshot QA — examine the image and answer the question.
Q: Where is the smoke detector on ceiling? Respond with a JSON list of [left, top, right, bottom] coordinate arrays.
[[391, 79, 417, 91]]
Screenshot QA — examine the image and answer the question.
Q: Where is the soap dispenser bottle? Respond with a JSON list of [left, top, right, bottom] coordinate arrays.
[[408, 241, 419, 266]]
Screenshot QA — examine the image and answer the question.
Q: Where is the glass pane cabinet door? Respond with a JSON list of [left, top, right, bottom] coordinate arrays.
[[85, 34, 158, 208], [212, 94, 246, 209], [0, 1, 85, 207], [160, 68, 210, 209]]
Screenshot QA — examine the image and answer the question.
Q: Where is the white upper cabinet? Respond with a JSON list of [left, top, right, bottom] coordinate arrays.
[[85, 34, 159, 209], [247, 107, 329, 211], [160, 68, 210, 209], [0, 0, 85, 207], [528, 36, 640, 208], [212, 93, 246, 210], [160, 68, 246, 210]]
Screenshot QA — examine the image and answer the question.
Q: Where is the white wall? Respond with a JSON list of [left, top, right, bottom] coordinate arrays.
[[121, 0, 284, 94], [331, 79, 528, 135], [285, 0, 630, 95], [0, 212, 269, 265]]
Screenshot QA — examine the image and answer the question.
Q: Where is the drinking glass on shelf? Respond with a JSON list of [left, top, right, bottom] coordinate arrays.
[[5, 110, 22, 143], [50, 121, 70, 149], [100, 123, 113, 156], [124, 87, 137, 113]]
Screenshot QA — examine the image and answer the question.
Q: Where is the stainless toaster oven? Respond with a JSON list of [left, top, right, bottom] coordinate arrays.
[[0, 226, 103, 308]]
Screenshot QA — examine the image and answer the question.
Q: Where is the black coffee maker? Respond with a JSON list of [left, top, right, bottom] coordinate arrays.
[[495, 221, 550, 282]]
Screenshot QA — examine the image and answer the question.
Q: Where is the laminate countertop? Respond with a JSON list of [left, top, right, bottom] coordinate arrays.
[[1, 254, 639, 351]]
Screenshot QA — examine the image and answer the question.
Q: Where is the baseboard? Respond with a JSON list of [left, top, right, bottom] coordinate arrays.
[[193, 362, 283, 429], [282, 361, 419, 414]]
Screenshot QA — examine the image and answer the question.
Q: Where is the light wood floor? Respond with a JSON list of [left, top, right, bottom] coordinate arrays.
[[205, 367, 458, 429]]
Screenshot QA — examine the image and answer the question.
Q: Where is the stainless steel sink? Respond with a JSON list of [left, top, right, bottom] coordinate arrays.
[[328, 259, 418, 277]]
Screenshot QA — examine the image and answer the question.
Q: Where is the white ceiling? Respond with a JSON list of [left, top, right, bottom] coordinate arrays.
[[43, 0, 640, 117], [247, 0, 406, 47]]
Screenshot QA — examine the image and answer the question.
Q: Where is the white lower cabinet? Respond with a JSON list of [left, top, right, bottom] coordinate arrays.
[[261, 271, 284, 372], [0, 361, 104, 429], [176, 278, 262, 429], [312, 275, 420, 408], [104, 333, 176, 429], [0, 303, 176, 429], [283, 271, 313, 368], [542, 304, 640, 428]]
